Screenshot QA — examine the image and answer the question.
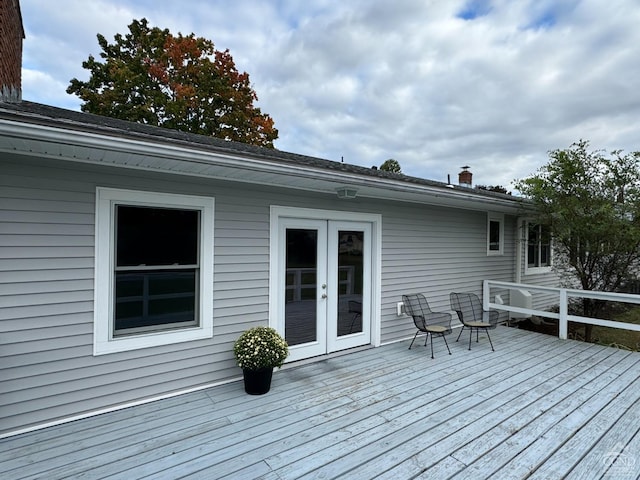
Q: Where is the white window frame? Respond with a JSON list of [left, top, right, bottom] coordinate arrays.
[[523, 219, 552, 274], [94, 187, 214, 355], [487, 213, 504, 256]]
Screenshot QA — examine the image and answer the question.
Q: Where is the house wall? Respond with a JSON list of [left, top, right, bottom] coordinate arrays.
[[378, 203, 518, 341], [514, 220, 562, 313], [1, 153, 528, 436]]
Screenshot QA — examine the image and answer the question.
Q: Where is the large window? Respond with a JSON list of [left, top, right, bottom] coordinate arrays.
[[487, 213, 504, 256], [95, 188, 214, 355], [526, 222, 552, 272], [114, 206, 199, 335]]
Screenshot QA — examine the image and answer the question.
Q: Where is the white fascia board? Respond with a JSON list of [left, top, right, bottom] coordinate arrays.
[[0, 118, 364, 185], [0, 118, 527, 213], [355, 178, 527, 213]]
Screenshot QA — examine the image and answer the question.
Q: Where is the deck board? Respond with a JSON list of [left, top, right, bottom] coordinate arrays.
[[445, 349, 639, 479], [2, 326, 640, 480]]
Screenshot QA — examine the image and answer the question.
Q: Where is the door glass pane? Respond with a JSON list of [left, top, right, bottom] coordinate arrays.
[[337, 230, 364, 336], [285, 229, 317, 346]]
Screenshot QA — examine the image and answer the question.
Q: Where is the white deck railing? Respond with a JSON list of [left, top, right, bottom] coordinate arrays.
[[483, 279, 640, 340]]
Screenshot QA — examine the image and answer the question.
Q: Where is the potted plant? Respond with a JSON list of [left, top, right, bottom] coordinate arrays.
[[233, 326, 289, 395]]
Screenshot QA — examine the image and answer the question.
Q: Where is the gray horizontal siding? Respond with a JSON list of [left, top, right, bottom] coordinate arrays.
[[0, 152, 533, 436], [0, 155, 278, 435], [3, 153, 401, 435], [1, 278, 93, 295], [0, 257, 94, 271], [378, 201, 516, 344]]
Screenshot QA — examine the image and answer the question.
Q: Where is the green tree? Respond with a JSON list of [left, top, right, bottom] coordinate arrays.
[[516, 140, 640, 341], [380, 158, 401, 173], [477, 185, 511, 195], [67, 18, 278, 147]]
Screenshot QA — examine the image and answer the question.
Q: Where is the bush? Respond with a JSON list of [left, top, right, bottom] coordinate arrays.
[[233, 327, 289, 370]]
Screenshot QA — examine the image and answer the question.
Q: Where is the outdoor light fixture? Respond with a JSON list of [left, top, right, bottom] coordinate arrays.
[[335, 187, 358, 199]]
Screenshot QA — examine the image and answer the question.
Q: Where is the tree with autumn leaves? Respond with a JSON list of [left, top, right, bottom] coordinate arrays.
[[67, 19, 278, 147]]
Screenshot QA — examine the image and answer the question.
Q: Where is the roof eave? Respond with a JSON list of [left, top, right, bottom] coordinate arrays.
[[0, 115, 530, 215]]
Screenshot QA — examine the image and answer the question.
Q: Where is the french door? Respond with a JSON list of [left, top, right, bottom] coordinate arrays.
[[277, 218, 372, 362]]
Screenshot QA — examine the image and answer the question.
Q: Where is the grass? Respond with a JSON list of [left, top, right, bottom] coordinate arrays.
[[587, 306, 640, 351]]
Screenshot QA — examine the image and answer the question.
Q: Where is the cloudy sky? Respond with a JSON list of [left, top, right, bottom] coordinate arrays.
[[18, 0, 640, 189]]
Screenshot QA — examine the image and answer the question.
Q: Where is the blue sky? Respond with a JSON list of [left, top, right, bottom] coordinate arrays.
[[457, 0, 493, 20], [18, 0, 640, 190]]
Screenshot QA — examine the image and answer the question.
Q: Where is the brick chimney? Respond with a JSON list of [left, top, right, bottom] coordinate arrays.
[[0, 0, 25, 102], [458, 166, 473, 187]]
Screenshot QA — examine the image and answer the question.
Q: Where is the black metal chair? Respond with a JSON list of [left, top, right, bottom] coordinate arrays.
[[348, 300, 362, 334], [449, 292, 498, 351], [402, 293, 453, 359]]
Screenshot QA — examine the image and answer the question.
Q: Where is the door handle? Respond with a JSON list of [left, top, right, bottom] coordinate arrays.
[[321, 293, 327, 299]]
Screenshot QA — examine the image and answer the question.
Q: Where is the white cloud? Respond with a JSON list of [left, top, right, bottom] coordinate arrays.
[[16, 0, 640, 189]]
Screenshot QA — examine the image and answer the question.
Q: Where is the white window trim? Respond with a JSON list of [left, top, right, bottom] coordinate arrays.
[[94, 187, 214, 355], [487, 213, 504, 256], [522, 219, 553, 275]]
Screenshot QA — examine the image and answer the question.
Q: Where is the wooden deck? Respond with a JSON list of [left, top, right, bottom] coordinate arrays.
[[2, 326, 640, 479]]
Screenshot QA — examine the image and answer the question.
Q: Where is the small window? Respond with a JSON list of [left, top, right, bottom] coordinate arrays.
[[95, 188, 214, 355], [525, 222, 552, 272], [487, 213, 504, 256]]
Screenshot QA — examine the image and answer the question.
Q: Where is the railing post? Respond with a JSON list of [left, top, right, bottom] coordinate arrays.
[[483, 280, 490, 311], [559, 289, 568, 340]]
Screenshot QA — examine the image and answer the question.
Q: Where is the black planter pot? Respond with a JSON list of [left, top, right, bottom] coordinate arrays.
[[242, 367, 273, 395]]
